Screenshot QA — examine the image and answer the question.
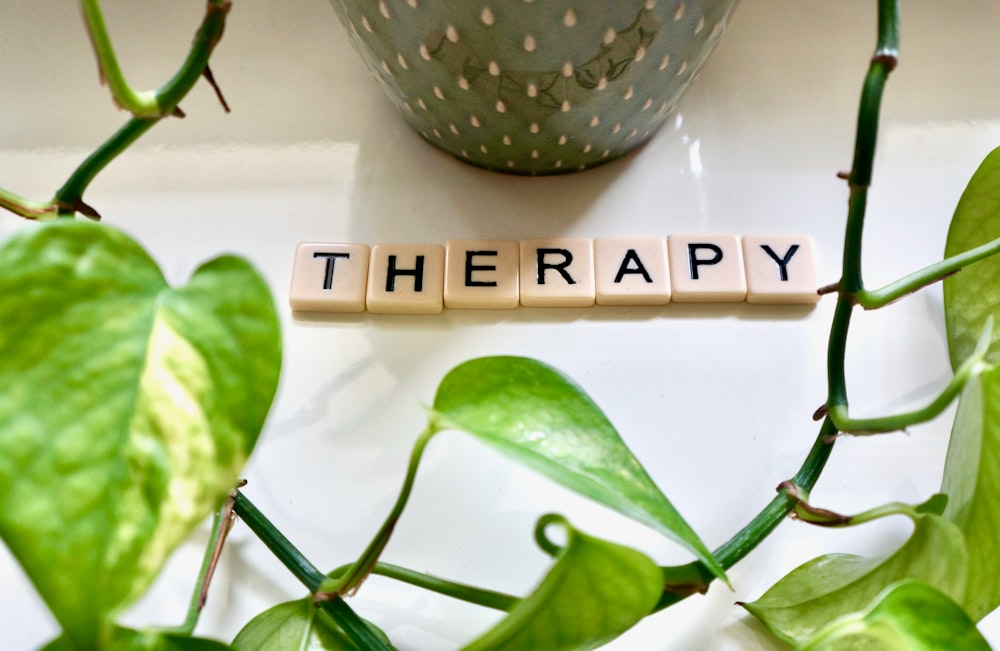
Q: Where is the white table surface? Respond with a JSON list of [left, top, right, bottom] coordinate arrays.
[[2, 1, 999, 649]]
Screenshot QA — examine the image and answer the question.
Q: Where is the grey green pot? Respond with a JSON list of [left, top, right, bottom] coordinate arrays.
[[330, 0, 740, 175]]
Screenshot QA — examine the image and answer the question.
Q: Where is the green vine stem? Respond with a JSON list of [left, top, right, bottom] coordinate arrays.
[[0, 0, 231, 221], [318, 426, 437, 598], [231, 492, 394, 651], [656, 0, 901, 610]]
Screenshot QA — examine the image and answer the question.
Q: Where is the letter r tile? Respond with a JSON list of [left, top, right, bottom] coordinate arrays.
[[289, 242, 370, 312], [668, 234, 747, 303], [742, 235, 820, 304], [520, 238, 596, 307], [366, 243, 445, 314], [444, 240, 520, 309]]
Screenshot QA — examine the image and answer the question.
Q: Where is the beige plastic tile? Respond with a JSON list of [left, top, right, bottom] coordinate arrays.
[[366, 243, 445, 314], [667, 234, 747, 303], [594, 237, 671, 306], [520, 238, 596, 307], [444, 240, 520, 309], [742, 235, 820, 304], [289, 242, 370, 312]]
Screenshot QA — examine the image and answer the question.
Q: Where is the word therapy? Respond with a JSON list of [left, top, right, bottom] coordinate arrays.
[[289, 235, 819, 314]]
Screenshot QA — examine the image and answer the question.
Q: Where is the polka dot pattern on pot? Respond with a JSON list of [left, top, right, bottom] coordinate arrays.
[[330, 0, 741, 175]]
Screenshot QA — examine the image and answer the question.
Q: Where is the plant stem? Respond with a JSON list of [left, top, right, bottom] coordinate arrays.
[[232, 492, 393, 651], [326, 561, 520, 613], [319, 426, 437, 598], [656, 0, 900, 611]]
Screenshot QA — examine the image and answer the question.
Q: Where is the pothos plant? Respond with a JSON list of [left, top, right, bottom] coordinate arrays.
[[3, 1, 1000, 650]]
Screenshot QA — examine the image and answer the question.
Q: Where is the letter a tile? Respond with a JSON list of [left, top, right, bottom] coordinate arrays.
[[444, 240, 520, 309], [520, 238, 595, 307], [742, 235, 820, 304], [289, 242, 370, 312], [667, 234, 747, 302], [367, 243, 445, 314], [595, 237, 671, 306]]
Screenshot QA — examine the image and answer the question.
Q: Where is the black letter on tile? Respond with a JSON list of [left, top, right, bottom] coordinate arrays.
[[614, 249, 653, 284], [313, 252, 350, 290], [465, 250, 498, 287], [537, 248, 576, 285], [760, 244, 800, 281], [688, 243, 723, 280], [386, 255, 425, 292]]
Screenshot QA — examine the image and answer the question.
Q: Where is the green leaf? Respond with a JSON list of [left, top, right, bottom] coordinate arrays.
[[42, 627, 235, 651], [944, 145, 1000, 368], [940, 364, 1000, 620], [743, 512, 968, 646], [459, 515, 662, 651], [800, 580, 991, 651], [232, 598, 394, 651], [428, 356, 724, 582], [0, 221, 281, 646]]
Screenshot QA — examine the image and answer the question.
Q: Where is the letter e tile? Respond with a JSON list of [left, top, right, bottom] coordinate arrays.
[[667, 234, 747, 303], [289, 242, 370, 312], [367, 243, 445, 314], [445, 240, 520, 309], [742, 235, 820, 304], [595, 237, 670, 305], [520, 238, 595, 307]]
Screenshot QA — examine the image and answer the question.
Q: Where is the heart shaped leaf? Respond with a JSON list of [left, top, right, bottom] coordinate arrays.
[[460, 515, 662, 651], [799, 580, 991, 651], [944, 145, 1000, 367], [743, 510, 968, 646], [428, 356, 724, 582], [0, 221, 281, 646], [232, 597, 395, 651], [940, 364, 1000, 620]]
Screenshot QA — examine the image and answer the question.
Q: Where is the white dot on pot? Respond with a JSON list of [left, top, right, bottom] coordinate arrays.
[[434, 86, 445, 99], [645, 0, 657, 8], [406, 0, 418, 7], [558, 134, 567, 145], [524, 35, 537, 52], [433, 128, 443, 139], [381, 60, 392, 75], [597, 77, 608, 90], [418, 97, 428, 110], [361, 15, 373, 32], [449, 123, 459, 134], [583, 144, 592, 153], [489, 60, 501, 76], [419, 44, 431, 60], [563, 9, 577, 27], [674, 2, 685, 20], [470, 115, 481, 127], [503, 135, 512, 145], [480, 144, 489, 153], [659, 55, 670, 70], [397, 53, 409, 69], [642, 98, 653, 110], [527, 83, 538, 97], [624, 85, 634, 100], [379, 2, 390, 18], [603, 27, 616, 45], [676, 60, 688, 76], [481, 7, 495, 25], [495, 100, 507, 112], [589, 115, 600, 127], [562, 61, 574, 76], [530, 122, 540, 133], [446, 24, 459, 42], [612, 123, 621, 133], [635, 45, 646, 61], [531, 150, 539, 158], [695, 16, 705, 33], [560, 100, 571, 112], [458, 76, 470, 90]]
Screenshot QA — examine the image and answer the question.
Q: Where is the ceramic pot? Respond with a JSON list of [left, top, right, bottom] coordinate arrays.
[[330, 0, 740, 175]]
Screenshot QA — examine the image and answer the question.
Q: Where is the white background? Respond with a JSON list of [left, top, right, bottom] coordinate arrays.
[[2, 1, 999, 648]]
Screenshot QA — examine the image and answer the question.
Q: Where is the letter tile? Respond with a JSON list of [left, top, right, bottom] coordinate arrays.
[[667, 234, 747, 302], [444, 240, 520, 309], [742, 235, 820, 304], [519, 238, 596, 307], [289, 242, 370, 312], [595, 237, 671, 306], [366, 243, 445, 314]]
